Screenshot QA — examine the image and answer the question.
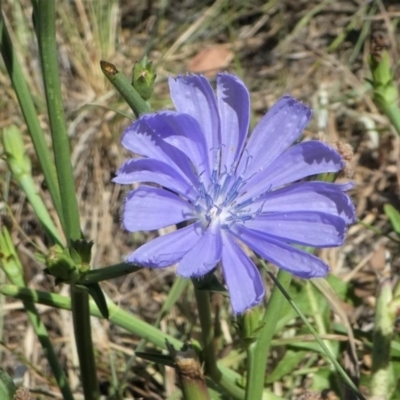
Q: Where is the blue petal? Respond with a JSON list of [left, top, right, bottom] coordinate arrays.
[[121, 114, 198, 185], [127, 223, 202, 267], [169, 75, 220, 171], [113, 158, 197, 200], [240, 141, 344, 199], [123, 186, 195, 232], [221, 232, 265, 314], [177, 226, 222, 277], [217, 73, 250, 171], [157, 112, 211, 178], [247, 182, 356, 224], [234, 226, 330, 278], [238, 95, 311, 179], [243, 211, 346, 247]]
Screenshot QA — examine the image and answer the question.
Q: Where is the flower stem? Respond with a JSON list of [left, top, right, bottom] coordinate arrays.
[[245, 268, 292, 400], [34, 2, 98, 398], [194, 287, 244, 399]]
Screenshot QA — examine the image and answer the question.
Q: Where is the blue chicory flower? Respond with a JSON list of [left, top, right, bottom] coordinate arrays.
[[114, 73, 355, 314]]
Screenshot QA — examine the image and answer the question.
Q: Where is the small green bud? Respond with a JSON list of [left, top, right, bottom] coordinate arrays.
[[132, 56, 156, 101], [236, 305, 264, 348], [2, 125, 31, 178], [45, 244, 79, 283]]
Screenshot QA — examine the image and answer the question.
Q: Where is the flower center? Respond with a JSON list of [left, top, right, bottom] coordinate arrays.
[[194, 170, 258, 230]]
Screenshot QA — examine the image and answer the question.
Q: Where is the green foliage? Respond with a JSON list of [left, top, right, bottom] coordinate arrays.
[[384, 204, 400, 237], [0, 370, 16, 400]]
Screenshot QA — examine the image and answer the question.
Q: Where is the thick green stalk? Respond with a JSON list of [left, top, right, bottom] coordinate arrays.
[[0, 11, 63, 226], [245, 269, 292, 400], [35, 2, 98, 398], [194, 288, 244, 399], [34, 0, 80, 241]]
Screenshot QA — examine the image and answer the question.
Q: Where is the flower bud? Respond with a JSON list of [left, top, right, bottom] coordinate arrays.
[[236, 305, 264, 348], [45, 244, 79, 284], [132, 57, 156, 101]]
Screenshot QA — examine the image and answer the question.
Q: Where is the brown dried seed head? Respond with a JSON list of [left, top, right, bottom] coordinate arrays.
[[14, 387, 31, 400], [334, 141, 355, 179]]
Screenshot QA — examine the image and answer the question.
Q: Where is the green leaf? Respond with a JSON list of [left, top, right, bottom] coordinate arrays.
[[0, 369, 17, 399], [85, 283, 109, 319], [384, 204, 400, 236], [266, 350, 307, 383]]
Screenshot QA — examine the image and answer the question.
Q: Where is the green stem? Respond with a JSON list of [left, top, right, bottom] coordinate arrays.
[[0, 11, 63, 225], [24, 300, 75, 400], [194, 287, 244, 400], [305, 280, 334, 355], [381, 102, 400, 137], [71, 288, 99, 399], [371, 278, 394, 397], [18, 174, 63, 245], [35, 0, 81, 241], [2, 125, 63, 246], [100, 60, 151, 118], [245, 268, 292, 400], [35, 3, 98, 398]]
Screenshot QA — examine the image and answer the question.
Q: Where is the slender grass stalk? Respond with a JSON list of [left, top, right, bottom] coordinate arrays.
[[194, 287, 244, 400], [305, 280, 335, 356], [2, 125, 63, 246], [34, 2, 98, 398], [371, 278, 395, 398], [245, 268, 292, 400], [0, 228, 74, 400], [0, 12, 63, 226]]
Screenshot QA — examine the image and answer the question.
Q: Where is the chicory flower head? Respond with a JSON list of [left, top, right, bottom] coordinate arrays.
[[114, 73, 355, 314]]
